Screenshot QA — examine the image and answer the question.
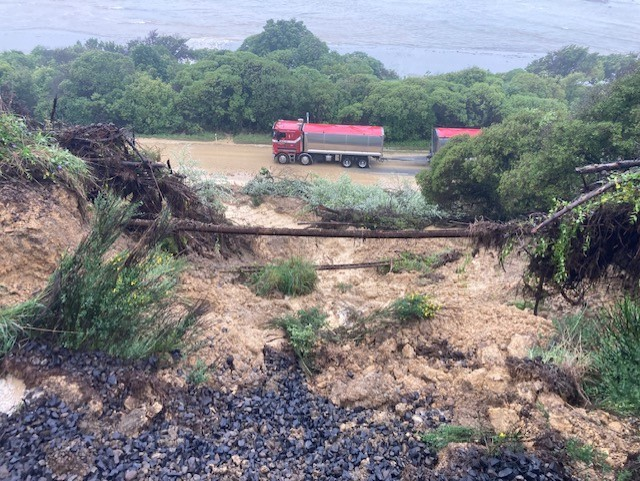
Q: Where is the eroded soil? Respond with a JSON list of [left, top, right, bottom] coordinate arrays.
[[1, 147, 638, 479]]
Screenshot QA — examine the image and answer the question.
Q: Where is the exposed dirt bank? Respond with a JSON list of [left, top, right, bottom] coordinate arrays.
[[1, 163, 638, 479]]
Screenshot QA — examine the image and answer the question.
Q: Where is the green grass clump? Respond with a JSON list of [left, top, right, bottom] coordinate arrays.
[[0, 192, 204, 360], [421, 425, 483, 451], [273, 307, 327, 373], [0, 113, 90, 195], [187, 359, 211, 385], [585, 298, 640, 415], [390, 293, 439, 322], [422, 425, 522, 453], [564, 438, 611, 473], [531, 298, 640, 415], [241, 171, 441, 229], [250, 257, 318, 297]]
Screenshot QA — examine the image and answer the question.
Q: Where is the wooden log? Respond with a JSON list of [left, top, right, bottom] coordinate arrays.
[[128, 218, 473, 239], [576, 159, 640, 174], [531, 180, 616, 234], [228, 260, 392, 273]]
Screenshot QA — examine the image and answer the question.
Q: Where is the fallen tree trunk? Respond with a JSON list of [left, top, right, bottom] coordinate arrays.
[[128, 219, 473, 239], [531, 180, 616, 234], [226, 261, 393, 273], [576, 159, 640, 174]]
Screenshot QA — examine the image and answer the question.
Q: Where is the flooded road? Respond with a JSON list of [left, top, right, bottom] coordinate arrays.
[[139, 138, 427, 188]]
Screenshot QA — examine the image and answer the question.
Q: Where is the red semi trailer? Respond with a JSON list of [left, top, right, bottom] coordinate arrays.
[[272, 119, 384, 168]]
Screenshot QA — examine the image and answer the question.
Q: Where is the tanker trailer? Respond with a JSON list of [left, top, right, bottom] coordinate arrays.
[[272, 119, 384, 168]]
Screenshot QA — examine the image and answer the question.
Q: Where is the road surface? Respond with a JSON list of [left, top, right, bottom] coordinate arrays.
[[138, 138, 428, 187]]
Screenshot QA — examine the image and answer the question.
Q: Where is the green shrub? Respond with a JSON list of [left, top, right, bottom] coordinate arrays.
[[250, 257, 318, 297], [531, 299, 640, 415], [422, 425, 522, 453], [0, 113, 90, 195], [391, 293, 439, 322], [178, 158, 231, 217], [585, 298, 640, 415], [422, 425, 480, 451], [273, 307, 327, 373], [241, 171, 441, 229], [564, 438, 611, 473], [187, 359, 211, 385], [0, 302, 39, 356], [528, 312, 592, 372], [2, 192, 205, 359]]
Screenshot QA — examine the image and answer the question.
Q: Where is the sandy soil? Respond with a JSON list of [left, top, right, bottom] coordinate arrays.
[[1, 157, 638, 478], [138, 138, 426, 188]]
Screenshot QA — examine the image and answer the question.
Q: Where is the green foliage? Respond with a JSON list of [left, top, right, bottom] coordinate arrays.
[[422, 425, 479, 451], [187, 359, 211, 385], [273, 307, 327, 373], [177, 159, 231, 218], [250, 257, 318, 297], [243, 171, 441, 229], [0, 113, 90, 195], [421, 425, 522, 453], [530, 170, 640, 289], [385, 251, 439, 274], [418, 109, 624, 219], [18, 193, 204, 359], [532, 298, 640, 416], [527, 45, 602, 79], [390, 293, 439, 322], [584, 298, 640, 415], [331, 294, 440, 344], [306, 175, 442, 229], [0, 302, 38, 356], [564, 438, 611, 473], [528, 312, 592, 372], [115, 71, 182, 133]]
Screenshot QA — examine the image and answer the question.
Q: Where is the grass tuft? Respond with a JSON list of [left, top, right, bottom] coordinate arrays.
[[273, 307, 327, 374], [0, 192, 205, 360], [250, 257, 318, 297]]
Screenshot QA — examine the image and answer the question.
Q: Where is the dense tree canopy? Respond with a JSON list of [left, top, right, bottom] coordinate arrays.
[[1, 20, 639, 220]]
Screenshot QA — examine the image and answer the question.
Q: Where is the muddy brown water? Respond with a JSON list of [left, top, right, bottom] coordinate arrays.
[[138, 138, 426, 188]]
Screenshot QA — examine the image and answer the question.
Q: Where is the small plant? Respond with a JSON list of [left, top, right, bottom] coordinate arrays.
[[422, 425, 522, 453], [511, 299, 536, 311], [0, 113, 90, 196], [273, 307, 328, 374], [387, 251, 437, 274], [187, 359, 211, 385], [617, 470, 633, 481], [390, 293, 439, 322], [336, 282, 353, 293], [585, 297, 640, 415], [177, 158, 231, 217], [455, 253, 473, 274], [1, 193, 205, 359], [250, 257, 318, 297], [421, 425, 483, 451], [564, 437, 611, 474], [488, 430, 524, 453]]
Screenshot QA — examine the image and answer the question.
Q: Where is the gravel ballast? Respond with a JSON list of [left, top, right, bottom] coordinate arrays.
[[0, 342, 575, 480]]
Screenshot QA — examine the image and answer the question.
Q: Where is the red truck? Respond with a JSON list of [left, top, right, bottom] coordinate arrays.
[[272, 119, 384, 168]]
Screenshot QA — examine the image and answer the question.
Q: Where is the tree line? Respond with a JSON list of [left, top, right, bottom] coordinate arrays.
[[1, 19, 639, 219]]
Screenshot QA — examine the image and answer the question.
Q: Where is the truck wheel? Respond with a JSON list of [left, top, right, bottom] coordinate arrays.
[[342, 157, 353, 168], [299, 154, 312, 166], [357, 158, 369, 169], [276, 153, 289, 164]]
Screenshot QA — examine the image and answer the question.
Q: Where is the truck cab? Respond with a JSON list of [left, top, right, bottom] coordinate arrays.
[[272, 119, 303, 164]]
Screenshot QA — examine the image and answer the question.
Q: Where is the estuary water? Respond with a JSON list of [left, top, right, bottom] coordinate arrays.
[[1, 0, 639, 76]]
